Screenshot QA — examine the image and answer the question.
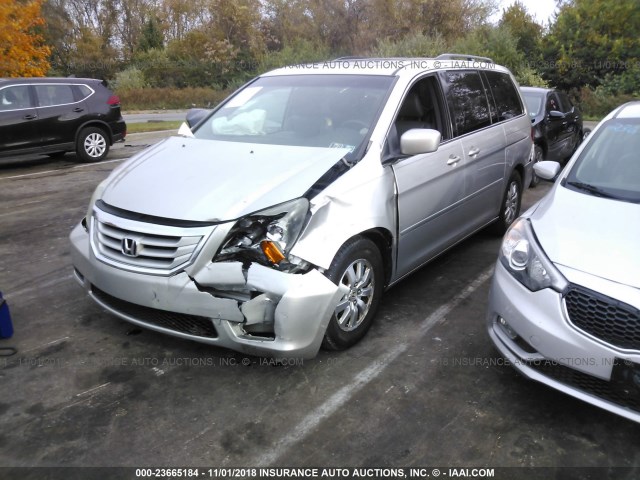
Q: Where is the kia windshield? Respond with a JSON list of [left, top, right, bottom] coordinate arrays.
[[565, 118, 640, 203]]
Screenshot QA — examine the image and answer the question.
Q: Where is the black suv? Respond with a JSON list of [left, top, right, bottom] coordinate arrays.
[[521, 86, 583, 186], [0, 78, 126, 162]]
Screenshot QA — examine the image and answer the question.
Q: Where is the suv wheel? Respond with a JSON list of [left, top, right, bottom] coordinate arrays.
[[492, 171, 522, 235], [77, 127, 109, 162], [322, 237, 383, 350]]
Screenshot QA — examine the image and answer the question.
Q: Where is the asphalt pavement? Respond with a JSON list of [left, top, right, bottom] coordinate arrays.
[[0, 129, 637, 479]]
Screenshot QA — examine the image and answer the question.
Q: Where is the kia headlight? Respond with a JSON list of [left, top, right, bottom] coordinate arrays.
[[499, 218, 568, 292], [217, 198, 310, 267]]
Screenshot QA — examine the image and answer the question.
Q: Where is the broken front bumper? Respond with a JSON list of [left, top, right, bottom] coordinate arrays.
[[70, 223, 342, 358]]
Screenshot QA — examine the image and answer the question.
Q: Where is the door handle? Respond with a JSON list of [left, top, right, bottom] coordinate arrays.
[[468, 147, 480, 157], [23, 114, 37, 120], [447, 155, 461, 165], [73, 107, 84, 112]]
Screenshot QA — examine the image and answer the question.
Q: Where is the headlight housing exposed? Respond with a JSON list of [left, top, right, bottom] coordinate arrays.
[[499, 218, 568, 292], [217, 198, 310, 268]]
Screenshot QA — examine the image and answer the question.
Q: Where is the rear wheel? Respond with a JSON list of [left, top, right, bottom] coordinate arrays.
[[76, 127, 109, 162], [322, 237, 384, 350], [492, 171, 522, 235]]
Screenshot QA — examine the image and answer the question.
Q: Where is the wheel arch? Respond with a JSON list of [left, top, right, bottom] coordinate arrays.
[[75, 120, 114, 145], [356, 228, 394, 289]]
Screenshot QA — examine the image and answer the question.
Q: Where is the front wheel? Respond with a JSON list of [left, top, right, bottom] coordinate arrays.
[[76, 127, 109, 162], [322, 237, 384, 350], [491, 171, 522, 235]]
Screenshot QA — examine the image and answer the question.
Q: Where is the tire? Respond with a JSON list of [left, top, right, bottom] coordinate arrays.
[[322, 237, 384, 351], [492, 171, 522, 235], [529, 145, 543, 188], [76, 127, 109, 162]]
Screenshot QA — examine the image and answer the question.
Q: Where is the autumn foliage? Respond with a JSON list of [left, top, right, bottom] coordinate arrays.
[[0, 0, 51, 77]]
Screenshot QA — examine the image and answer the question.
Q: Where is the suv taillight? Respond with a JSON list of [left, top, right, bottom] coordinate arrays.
[[107, 95, 120, 106]]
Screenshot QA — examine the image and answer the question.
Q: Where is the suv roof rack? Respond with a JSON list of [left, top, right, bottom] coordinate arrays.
[[435, 53, 494, 63]]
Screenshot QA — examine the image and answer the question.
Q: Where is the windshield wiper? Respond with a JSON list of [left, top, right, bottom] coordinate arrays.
[[565, 181, 623, 200]]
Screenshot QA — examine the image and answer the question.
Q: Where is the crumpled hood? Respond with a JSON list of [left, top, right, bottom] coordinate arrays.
[[530, 184, 640, 289], [101, 137, 349, 222]]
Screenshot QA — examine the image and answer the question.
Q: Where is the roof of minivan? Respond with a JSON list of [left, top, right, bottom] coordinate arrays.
[[520, 86, 551, 94], [0, 77, 102, 84], [262, 57, 512, 78]]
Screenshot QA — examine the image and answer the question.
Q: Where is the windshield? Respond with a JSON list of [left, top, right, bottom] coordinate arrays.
[[565, 118, 640, 203], [193, 75, 394, 160], [523, 92, 544, 117]]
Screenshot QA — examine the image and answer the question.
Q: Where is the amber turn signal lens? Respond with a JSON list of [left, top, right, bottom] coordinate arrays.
[[261, 240, 285, 264]]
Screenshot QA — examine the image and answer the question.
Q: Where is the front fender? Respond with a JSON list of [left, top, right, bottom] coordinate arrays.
[[290, 159, 397, 271]]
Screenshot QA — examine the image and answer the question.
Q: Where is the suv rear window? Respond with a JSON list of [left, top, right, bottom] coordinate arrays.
[[35, 84, 76, 107]]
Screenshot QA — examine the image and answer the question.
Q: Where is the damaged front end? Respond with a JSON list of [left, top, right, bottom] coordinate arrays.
[[70, 197, 343, 359]]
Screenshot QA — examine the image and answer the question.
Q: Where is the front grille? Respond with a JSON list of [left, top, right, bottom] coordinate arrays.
[[91, 207, 214, 275], [530, 360, 640, 414], [92, 287, 217, 338], [564, 286, 640, 351]]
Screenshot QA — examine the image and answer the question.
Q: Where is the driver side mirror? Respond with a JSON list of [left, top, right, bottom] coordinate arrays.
[[549, 110, 565, 119], [400, 128, 441, 156], [534, 161, 561, 182]]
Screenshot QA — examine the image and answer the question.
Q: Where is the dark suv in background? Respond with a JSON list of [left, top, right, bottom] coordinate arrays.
[[521, 86, 583, 186], [0, 78, 126, 162]]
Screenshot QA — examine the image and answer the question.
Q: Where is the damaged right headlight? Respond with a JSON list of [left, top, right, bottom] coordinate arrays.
[[216, 198, 310, 268]]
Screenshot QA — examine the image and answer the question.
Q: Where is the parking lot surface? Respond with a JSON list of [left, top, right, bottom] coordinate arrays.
[[0, 134, 638, 478]]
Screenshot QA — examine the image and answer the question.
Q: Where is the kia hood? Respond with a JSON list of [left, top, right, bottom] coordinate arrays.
[[101, 137, 349, 222], [530, 184, 640, 289]]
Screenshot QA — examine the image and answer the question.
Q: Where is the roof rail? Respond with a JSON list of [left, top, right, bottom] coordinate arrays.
[[435, 53, 494, 64]]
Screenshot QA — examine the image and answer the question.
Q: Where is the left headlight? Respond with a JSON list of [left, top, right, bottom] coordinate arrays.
[[216, 198, 310, 267], [499, 218, 568, 292]]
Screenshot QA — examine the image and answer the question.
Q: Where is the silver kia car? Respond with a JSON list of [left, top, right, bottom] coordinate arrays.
[[488, 101, 640, 422], [71, 55, 532, 358]]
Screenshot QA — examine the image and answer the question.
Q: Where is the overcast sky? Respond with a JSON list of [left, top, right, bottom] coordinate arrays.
[[493, 0, 559, 26]]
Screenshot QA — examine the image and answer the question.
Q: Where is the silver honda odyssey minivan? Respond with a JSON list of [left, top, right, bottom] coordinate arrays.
[[70, 55, 532, 358]]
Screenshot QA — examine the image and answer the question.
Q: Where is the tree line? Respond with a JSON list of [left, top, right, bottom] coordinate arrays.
[[2, 0, 639, 115]]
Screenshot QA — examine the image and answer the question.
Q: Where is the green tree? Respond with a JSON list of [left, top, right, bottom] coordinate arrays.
[[138, 16, 164, 52], [499, 1, 543, 60], [541, 0, 640, 91]]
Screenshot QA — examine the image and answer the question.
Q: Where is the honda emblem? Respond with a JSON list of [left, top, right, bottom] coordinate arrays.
[[121, 238, 139, 257]]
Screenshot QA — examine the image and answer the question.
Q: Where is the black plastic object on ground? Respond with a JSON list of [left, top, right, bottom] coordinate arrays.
[[0, 291, 14, 339]]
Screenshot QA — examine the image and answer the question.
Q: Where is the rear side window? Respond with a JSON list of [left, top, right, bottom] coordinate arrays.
[[35, 84, 76, 107], [0, 85, 32, 110], [441, 70, 490, 136], [75, 84, 94, 101], [483, 71, 523, 122]]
